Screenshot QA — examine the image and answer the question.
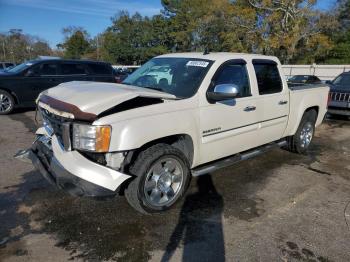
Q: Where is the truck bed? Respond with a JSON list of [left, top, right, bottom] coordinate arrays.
[[288, 83, 326, 91]]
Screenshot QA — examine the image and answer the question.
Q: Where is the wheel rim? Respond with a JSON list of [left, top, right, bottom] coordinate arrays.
[[143, 157, 184, 207], [0, 93, 12, 112], [300, 122, 314, 148]]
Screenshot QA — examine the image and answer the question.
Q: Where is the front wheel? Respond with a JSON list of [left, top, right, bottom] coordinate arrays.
[[125, 144, 191, 214], [0, 90, 15, 115], [285, 110, 317, 154]]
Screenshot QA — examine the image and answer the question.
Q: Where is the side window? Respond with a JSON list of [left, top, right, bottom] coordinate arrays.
[[88, 63, 112, 74], [61, 63, 87, 75], [253, 61, 283, 95], [213, 63, 251, 98], [39, 63, 58, 75]]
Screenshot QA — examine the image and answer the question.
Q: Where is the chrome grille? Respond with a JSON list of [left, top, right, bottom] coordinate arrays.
[[39, 107, 71, 143], [330, 92, 350, 102]]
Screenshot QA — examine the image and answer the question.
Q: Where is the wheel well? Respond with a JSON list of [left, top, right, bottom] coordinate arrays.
[[130, 134, 194, 167], [304, 106, 319, 120], [0, 88, 19, 104]]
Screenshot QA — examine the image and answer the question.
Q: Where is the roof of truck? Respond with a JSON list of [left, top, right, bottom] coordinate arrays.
[[157, 52, 280, 63]]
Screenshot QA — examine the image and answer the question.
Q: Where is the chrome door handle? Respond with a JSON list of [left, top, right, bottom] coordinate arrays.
[[279, 100, 288, 105], [244, 106, 256, 112]]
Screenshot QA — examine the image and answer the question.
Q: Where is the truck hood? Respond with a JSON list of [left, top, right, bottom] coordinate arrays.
[[39, 81, 176, 117]]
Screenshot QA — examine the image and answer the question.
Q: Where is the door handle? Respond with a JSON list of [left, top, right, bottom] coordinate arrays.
[[279, 100, 288, 105], [244, 106, 256, 112]]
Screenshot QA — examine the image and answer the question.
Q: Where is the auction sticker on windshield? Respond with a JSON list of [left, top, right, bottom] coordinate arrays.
[[186, 61, 209, 67]]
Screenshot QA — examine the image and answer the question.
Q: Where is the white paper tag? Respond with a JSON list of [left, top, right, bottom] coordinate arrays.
[[186, 61, 209, 68]]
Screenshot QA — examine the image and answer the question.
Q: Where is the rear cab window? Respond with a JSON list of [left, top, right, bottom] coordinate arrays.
[[252, 59, 283, 95]]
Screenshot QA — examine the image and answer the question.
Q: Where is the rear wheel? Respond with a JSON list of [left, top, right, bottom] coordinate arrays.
[[0, 90, 15, 115], [285, 110, 317, 154], [125, 144, 191, 214]]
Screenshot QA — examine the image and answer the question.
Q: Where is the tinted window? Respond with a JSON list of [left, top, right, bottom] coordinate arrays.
[[253, 62, 282, 95], [88, 63, 112, 74], [39, 63, 58, 75], [5, 63, 13, 68], [332, 74, 350, 86], [61, 63, 87, 75], [213, 63, 251, 97]]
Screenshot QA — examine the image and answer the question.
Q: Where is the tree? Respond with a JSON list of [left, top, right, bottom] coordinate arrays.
[[323, 0, 350, 63], [58, 26, 91, 59], [99, 11, 170, 64], [0, 29, 52, 63]]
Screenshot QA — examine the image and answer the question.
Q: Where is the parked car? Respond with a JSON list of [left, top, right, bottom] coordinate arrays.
[[113, 67, 139, 83], [0, 59, 115, 114], [0, 62, 15, 71], [287, 75, 322, 85], [113, 68, 130, 83], [16, 53, 329, 214], [326, 72, 350, 116]]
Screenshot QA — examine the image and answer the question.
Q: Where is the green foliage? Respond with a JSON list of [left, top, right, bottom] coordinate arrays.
[[99, 11, 170, 64], [0, 29, 52, 63], [321, 0, 350, 64], [58, 27, 92, 59]]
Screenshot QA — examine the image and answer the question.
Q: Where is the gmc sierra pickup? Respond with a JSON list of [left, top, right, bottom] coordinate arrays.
[[16, 53, 329, 214]]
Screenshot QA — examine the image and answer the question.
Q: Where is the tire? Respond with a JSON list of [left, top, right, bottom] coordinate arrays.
[[125, 143, 191, 214], [285, 110, 317, 154], [0, 90, 15, 115]]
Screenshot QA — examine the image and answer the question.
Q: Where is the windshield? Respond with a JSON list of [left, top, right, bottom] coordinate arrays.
[[332, 74, 350, 86], [289, 75, 308, 82], [122, 57, 213, 98], [6, 61, 34, 73]]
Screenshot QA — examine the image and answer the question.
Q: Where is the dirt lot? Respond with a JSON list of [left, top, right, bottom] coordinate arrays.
[[0, 110, 349, 262]]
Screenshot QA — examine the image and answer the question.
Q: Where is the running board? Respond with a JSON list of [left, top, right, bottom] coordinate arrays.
[[191, 140, 287, 177]]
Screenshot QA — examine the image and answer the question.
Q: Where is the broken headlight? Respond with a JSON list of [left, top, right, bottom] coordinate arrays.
[[72, 124, 111, 152]]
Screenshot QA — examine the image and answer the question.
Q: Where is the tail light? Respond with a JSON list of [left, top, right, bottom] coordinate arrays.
[[115, 76, 122, 83], [327, 92, 331, 107]]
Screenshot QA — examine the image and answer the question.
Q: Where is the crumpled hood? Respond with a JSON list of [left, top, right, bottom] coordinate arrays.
[[40, 81, 176, 115]]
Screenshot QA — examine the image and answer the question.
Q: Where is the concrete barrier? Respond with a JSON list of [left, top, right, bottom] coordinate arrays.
[[282, 64, 350, 81]]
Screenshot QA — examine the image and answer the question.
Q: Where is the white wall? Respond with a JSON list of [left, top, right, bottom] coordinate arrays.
[[282, 64, 350, 81]]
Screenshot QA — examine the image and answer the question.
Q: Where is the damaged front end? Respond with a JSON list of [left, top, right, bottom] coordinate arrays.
[[15, 99, 132, 198]]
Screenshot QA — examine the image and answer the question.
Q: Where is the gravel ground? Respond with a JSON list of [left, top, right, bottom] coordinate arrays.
[[0, 110, 349, 262]]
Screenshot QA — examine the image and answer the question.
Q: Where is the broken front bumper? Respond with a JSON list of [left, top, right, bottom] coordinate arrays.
[[16, 135, 131, 197]]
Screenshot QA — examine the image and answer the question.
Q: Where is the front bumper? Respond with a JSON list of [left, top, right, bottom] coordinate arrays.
[[328, 107, 350, 116], [17, 135, 131, 197]]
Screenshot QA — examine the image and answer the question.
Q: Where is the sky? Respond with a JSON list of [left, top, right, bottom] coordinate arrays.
[[0, 0, 338, 48]]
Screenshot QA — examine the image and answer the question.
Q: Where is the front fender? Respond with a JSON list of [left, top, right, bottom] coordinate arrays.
[[101, 109, 201, 166]]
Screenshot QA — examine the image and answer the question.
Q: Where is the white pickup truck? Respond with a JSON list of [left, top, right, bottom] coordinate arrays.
[[16, 53, 329, 214]]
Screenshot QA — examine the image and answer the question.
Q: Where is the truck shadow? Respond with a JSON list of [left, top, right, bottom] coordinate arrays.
[[1, 148, 310, 261], [161, 175, 225, 262]]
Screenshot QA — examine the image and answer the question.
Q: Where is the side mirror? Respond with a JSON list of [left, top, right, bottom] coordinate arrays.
[[207, 84, 239, 102], [325, 80, 332, 85]]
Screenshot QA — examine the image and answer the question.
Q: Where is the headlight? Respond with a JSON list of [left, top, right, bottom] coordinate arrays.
[[72, 124, 111, 152]]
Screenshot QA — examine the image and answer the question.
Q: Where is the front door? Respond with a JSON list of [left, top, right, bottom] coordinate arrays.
[[199, 60, 260, 165], [23, 62, 60, 103]]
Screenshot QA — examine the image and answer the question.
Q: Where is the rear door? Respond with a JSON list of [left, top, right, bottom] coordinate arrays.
[[58, 62, 89, 83], [199, 59, 260, 164], [252, 59, 289, 144], [86, 63, 114, 83]]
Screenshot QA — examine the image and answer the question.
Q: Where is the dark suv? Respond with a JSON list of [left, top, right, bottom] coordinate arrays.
[[0, 59, 115, 114], [327, 72, 350, 116]]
